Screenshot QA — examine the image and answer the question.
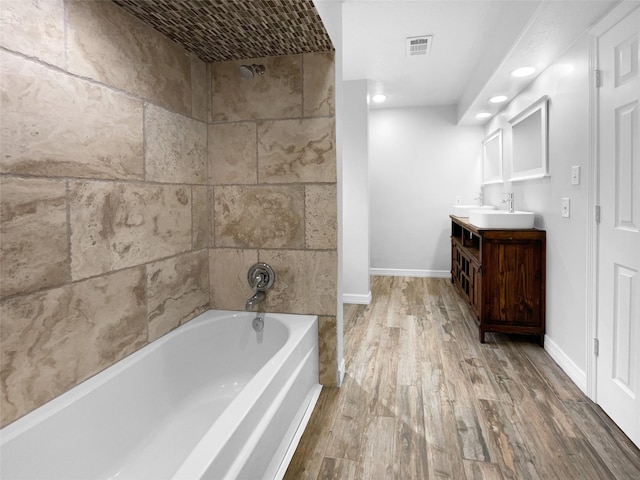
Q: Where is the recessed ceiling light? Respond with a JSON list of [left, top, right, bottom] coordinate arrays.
[[475, 112, 492, 120], [372, 94, 387, 103], [489, 95, 508, 104], [511, 66, 536, 78]]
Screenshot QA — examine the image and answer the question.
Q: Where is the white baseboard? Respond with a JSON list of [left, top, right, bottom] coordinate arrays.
[[544, 335, 587, 394], [343, 291, 372, 304], [370, 268, 450, 278]]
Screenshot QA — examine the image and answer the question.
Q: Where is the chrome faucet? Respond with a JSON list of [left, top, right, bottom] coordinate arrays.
[[246, 291, 266, 311], [245, 263, 275, 312], [501, 193, 514, 213]]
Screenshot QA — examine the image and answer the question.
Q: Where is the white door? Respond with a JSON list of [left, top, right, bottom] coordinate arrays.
[[596, 6, 640, 448]]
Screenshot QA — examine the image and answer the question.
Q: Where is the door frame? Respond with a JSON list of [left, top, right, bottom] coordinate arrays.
[[587, 0, 640, 402]]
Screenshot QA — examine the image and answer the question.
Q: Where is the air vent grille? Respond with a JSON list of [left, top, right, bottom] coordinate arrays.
[[406, 35, 432, 56]]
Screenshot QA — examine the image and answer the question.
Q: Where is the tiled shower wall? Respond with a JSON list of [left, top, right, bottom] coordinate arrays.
[[0, 0, 337, 428], [207, 53, 338, 385]]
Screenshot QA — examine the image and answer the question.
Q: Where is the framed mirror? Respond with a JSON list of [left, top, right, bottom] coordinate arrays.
[[509, 95, 549, 181], [482, 129, 503, 184]]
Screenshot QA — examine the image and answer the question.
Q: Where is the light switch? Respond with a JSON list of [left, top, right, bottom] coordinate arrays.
[[562, 198, 571, 218], [571, 166, 580, 185]]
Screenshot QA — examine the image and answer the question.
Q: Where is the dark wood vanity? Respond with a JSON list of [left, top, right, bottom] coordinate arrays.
[[450, 215, 546, 345]]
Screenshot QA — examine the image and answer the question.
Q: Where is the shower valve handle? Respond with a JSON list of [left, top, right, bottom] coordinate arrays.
[[247, 263, 275, 292]]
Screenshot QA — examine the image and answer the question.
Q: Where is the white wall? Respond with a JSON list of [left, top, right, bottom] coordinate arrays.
[[369, 106, 483, 275], [484, 33, 591, 386], [342, 80, 371, 303]]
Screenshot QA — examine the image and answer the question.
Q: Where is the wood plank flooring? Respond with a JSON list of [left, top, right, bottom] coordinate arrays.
[[284, 276, 640, 480]]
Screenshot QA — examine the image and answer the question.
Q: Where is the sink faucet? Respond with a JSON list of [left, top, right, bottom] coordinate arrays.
[[246, 291, 266, 311], [501, 193, 514, 213], [474, 191, 483, 206]]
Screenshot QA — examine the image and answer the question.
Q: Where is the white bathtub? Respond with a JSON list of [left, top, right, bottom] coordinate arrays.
[[0, 310, 321, 480]]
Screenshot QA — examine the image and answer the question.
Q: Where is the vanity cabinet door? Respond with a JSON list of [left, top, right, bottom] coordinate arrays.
[[470, 261, 482, 317], [479, 230, 546, 346]]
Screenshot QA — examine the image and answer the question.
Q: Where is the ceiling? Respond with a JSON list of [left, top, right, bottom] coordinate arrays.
[[114, 0, 619, 125], [342, 1, 539, 106], [337, 0, 619, 123], [112, 0, 333, 62]]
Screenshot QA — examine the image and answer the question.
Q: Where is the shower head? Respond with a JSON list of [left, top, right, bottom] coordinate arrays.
[[239, 65, 254, 80], [239, 64, 265, 80]]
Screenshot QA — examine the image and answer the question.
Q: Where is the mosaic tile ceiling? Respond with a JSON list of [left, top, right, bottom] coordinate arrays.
[[112, 0, 334, 63]]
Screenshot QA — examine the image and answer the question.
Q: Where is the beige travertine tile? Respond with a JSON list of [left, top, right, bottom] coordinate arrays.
[[191, 56, 209, 122], [192, 186, 209, 250], [214, 186, 304, 249], [259, 250, 337, 316], [209, 122, 257, 185], [0, 267, 146, 427], [318, 316, 337, 386], [0, 177, 68, 298], [66, 0, 191, 115], [305, 184, 337, 250], [0, 0, 65, 68], [303, 52, 335, 117], [69, 181, 191, 280], [0, 51, 144, 179], [258, 118, 336, 183], [147, 250, 209, 342], [212, 55, 302, 122], [209, 248, 258, 311], [145, 105, 207, 184]]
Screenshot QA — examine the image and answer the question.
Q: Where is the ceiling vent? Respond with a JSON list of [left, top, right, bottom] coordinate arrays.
[[406, 35, 432, 57]]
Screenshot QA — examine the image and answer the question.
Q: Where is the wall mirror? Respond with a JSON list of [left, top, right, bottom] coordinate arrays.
[[508, 95, 549, 181], [482, 129, 503, 184]]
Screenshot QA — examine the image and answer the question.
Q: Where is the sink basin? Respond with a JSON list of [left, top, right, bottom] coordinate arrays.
[[451, 205, 496, 216], [468, 210, 535, 229]]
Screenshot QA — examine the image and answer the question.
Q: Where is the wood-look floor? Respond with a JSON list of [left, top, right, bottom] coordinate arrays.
[[284, 276, 640, 480]]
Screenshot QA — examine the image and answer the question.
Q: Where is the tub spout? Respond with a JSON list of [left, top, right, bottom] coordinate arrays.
[[246, 291, 266, 311]]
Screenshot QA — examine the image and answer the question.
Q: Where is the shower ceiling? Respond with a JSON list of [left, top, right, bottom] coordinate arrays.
[[111, 0, 333, 63]]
